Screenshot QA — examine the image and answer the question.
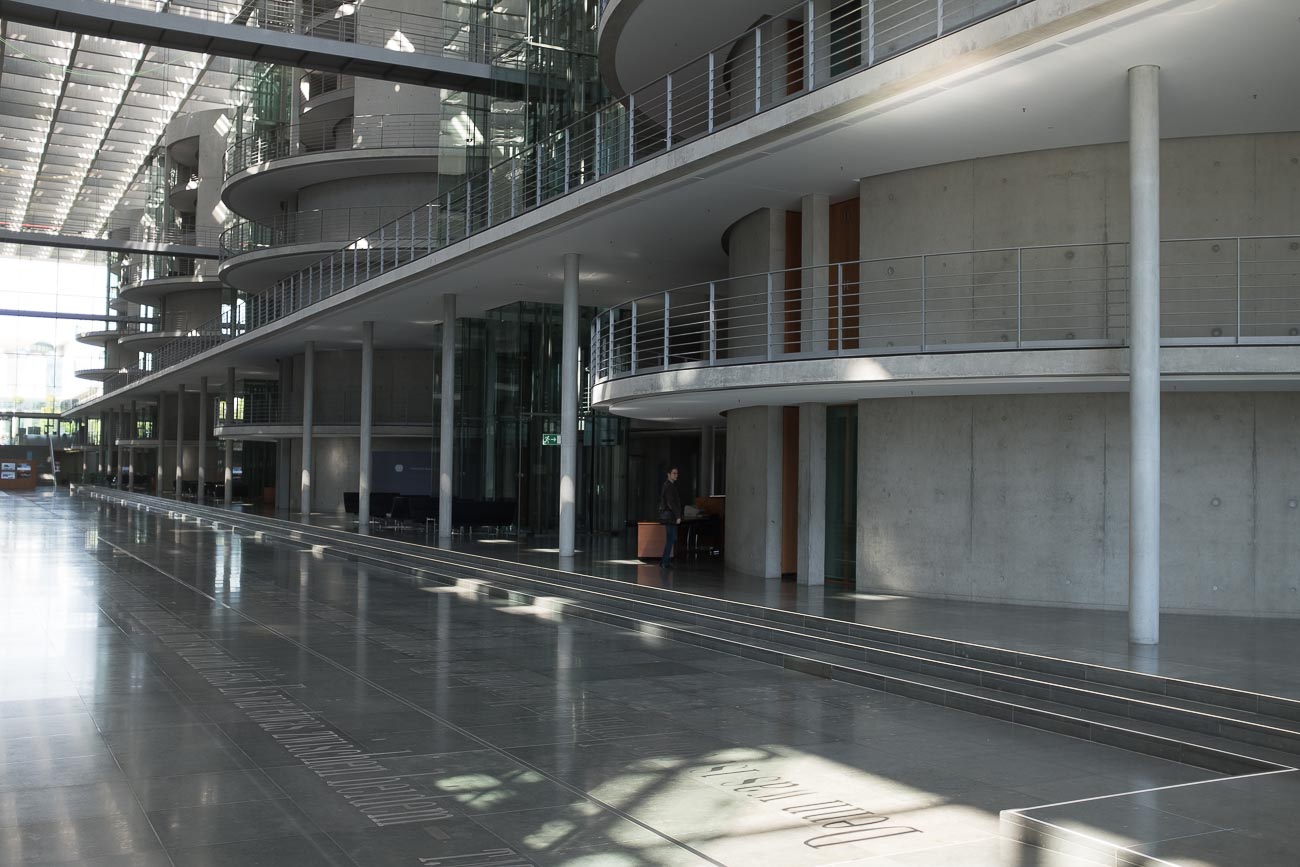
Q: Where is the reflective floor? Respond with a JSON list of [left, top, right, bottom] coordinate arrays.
[[0, 491, 1229, 865]]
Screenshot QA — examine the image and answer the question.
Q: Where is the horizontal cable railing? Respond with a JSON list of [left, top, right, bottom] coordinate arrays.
[[220, 206, 426, 258], [120, 255, 202, 287], [226, 113, 444, 178], [93, 0, 1039, 401], [588, 237, 1300, 384], [300, 70, 354, 101], [83, 0, 528, 66]]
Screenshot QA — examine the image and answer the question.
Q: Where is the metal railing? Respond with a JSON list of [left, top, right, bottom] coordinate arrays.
[[81, 0, 528, 65], [588, 237, 1300, 383], [220, 206, 422, 258], [120, 254, 201, 287], [300, 70, 353, 101], [226, 113, 444, 178], [90, 0, 1040, 403]]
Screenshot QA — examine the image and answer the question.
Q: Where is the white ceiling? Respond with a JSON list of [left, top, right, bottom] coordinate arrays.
[[0, 7, 243, 261]]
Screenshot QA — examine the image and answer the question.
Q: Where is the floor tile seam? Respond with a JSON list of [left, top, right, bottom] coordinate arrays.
[[89, 488, 1300, 722], [160, 829, 365, 865], [93, 529, 728, 867], [1000, 813, 1186, 867]]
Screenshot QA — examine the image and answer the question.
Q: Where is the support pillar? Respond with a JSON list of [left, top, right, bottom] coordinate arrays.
[[100, 412, 107, 475], [175, 384, 185, 500], [1128, 64, 1161, 645], [128, 400, 136, 492], [197, 378, 207, 504], [224, 368, 235, 507], [358, 322, 374, 535], [438, 298, 456, 543], [559, 254, 579, 557], [723, 406, 783, 578], [796, 403, 826, 585], [156, 392, 166, 495], [800, 193, 830, 353], [301, 341, 314, 515]]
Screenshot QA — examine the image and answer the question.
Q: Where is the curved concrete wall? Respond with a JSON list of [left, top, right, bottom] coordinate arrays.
[[858, 132, 1300, 258], [856, 391, 1300, 617]]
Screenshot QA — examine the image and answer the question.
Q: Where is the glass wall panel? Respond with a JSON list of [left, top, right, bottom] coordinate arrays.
[[825, 404, 857, 583]]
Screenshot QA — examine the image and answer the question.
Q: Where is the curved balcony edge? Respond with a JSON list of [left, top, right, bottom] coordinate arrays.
[[592, 345, 1300, 420], [221, 146, 444, 223]]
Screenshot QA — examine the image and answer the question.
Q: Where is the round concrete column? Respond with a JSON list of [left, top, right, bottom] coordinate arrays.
[[439, 296, 457, 543], [559, 254, 579, 557], [358, 322, 374, 534], [1128, 64, 1161, 645]]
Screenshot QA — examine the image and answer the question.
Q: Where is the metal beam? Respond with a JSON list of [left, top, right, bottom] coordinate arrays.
[[0, 309, 156, 323], [0, 228, 219, 258], [0, 0, 526, 95]]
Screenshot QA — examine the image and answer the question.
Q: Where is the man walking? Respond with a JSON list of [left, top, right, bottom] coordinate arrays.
[[659, 466, 682, 568]]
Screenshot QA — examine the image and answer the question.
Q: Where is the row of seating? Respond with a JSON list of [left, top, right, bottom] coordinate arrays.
[[343, 492, 516, 531]]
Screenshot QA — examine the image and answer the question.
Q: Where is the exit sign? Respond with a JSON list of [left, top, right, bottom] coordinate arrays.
[[541, 434, 561, 446]]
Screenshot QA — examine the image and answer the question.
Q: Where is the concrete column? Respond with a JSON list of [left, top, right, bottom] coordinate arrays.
[[301, 341, 315, 515], [156, 392, 166, 495], [1128, 65, 1161, 645], [559, 254, 580, 557], [723, 406, 783, 578], [796, 403, 827, 585], [224, 367, 235, 507], [197, 377, 208, 504], [801, 193, 830, 353], [438, 298, 456, 542], [175, 384, 185, 500], [700, 424, 715, 496], [99, 412, 107, 474], [128, 400, 136, 491], [358, 321, 374, 535]]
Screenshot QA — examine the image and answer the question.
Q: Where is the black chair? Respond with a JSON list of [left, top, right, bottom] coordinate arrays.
[[343, 492, 359, 516], [385, 495, 411, 529]]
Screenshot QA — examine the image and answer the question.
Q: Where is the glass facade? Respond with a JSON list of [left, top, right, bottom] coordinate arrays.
[[825, 404, 857, 583], [440, 300, 628, 537]]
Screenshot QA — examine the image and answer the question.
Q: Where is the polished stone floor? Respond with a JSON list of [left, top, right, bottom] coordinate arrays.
[[0, 490, 1237, 865]]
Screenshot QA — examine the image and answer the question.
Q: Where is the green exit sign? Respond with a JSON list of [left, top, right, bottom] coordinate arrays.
[[541, 434, 561, 446]]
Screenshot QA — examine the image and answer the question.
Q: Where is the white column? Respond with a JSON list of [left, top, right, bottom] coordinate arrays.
[[156, 393, 166, 495], [1128, 65, 1161, 645], [175, 384, 185, 500], [559, 253, 580, 557], [801, 193, 830, 353], [197, 377, 208, 505], [100, 412, 108, 475], [301, 341, 315, 515], [438, 297, 456, 543], [224, 367, 235, 507], [796, 403, 827, 585], [358, 321, 374, 534], [128, 400, 136, 491]]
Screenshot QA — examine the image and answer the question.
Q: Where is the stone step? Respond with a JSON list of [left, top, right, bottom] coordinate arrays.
[[84, 488, 1298, 775]]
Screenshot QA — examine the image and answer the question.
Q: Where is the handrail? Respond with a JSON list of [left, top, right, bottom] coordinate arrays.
[[225, 113, 445, 178], [91, 0, 1044, 402], [220, 206, 434, 258], [587, 236, 1300, 385]]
